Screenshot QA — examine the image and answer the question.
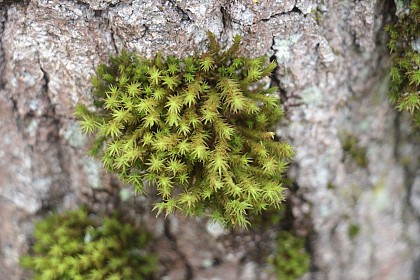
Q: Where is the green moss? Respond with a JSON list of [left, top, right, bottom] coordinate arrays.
[[385, 0, 420, 125], [75, 32, 293, 228], [20, 208, 157, 280], [399, 155, 414, 167], [327, 182, 336, 190], [311, 7, 324, 24], [269, 231, 310, 280], [348, 224, 360, 240], [341, 133, 368, 167]]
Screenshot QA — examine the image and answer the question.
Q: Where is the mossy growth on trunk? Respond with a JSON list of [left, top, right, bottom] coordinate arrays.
[[269, 231, 310, 280], [385, 0, 420, 125], [75, 32, 293, 228], [20, 209, 157, 280]]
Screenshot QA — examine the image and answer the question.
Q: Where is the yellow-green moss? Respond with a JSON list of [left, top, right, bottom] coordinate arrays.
[[75, 32, 293, 228], [341, 133, 368, 167], [348, 224, 361, 240], [20, 208, 157, 280], [385, 0, 420, 125], [269, 231, 310, 280]]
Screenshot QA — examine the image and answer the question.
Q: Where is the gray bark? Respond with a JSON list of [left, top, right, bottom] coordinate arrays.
[[0, 0, 419, 279]]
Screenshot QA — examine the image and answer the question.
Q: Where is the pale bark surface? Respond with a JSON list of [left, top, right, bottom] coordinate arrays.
[[0, 0, 419, 279]]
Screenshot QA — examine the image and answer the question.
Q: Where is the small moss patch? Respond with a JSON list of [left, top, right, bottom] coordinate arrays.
[[341, 133, 368, 167], [385, 0, 420, 125], [20, 208, 157, 280], [348, 223, 360, 240], [269, 231, 310, 280]]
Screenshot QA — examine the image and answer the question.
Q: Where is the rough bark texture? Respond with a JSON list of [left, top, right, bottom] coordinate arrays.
[[0, 0, 419, 279]]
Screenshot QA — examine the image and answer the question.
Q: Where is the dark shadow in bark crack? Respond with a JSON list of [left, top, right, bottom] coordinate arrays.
[[164, 218, 194, 280]]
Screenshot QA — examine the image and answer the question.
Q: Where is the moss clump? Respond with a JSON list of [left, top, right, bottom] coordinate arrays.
[[327, 182, 336, 190], [74, 32, 293, 228], [341, 133, 368, 167], [269, 231, 310, 280], [348, 223, 360, 240], [385, 0, 420, 125], [20, 209, 157, 280]]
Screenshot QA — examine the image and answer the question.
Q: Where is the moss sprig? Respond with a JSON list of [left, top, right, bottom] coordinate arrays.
[[385, 0, 420, 125], [20, 209, 157, 280], [269, 231, 310, 280], [75, 32, 293, 228]]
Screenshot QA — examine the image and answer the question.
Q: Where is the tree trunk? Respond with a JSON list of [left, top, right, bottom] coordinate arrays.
[[0, 0, 419, 279]]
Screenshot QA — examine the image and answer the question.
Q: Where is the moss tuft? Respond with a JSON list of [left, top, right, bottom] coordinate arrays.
[[20, 208, 157, 280], [269, 231, 310, 280], [341, 133, 368, 167], [385, 0, 420, 125], [348, 223, 360, 240], [75, 32, 293, 228]]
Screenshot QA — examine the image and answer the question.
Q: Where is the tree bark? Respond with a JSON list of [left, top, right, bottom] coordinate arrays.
[[0, 0, 419, 279]]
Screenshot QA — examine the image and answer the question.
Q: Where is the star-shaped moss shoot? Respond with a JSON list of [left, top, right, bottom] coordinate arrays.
[[74, 32, 294, 228]]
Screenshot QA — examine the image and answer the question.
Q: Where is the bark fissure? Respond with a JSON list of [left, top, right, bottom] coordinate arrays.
[[163, 0, 192, 22], [163, 218, 194, 280], [220, 6, 232, 31], [110, 25, 118, 54], [0, 8, 7, 90], [38, 61, 72, 209], [269, 37, 303, 117], [258, 8, 301, 23]]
